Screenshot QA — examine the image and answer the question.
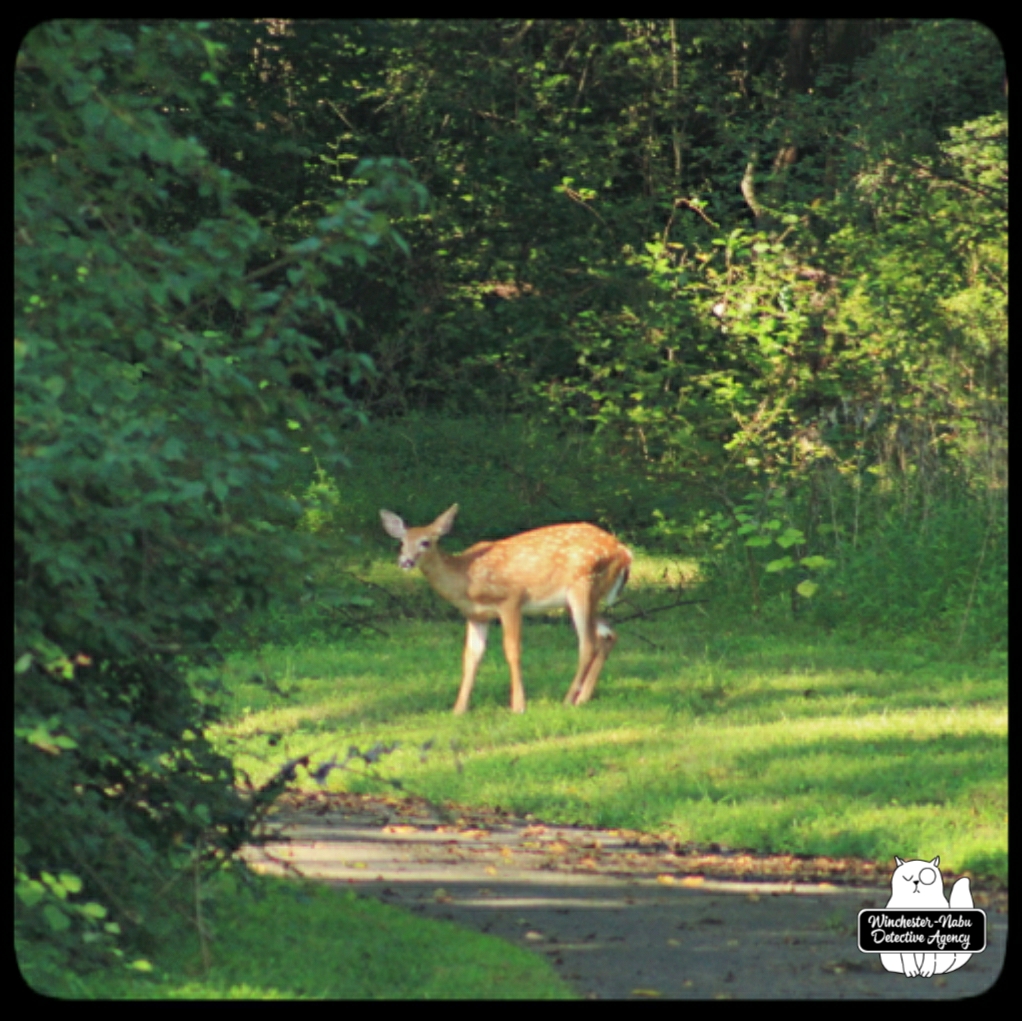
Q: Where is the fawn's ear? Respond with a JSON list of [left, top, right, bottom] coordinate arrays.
[[433, 503, 459, 536], [380, 509, 406, 539]]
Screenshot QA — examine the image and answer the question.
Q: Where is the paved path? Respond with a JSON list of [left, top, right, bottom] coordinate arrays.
[[242, 794, 1006, 1000]]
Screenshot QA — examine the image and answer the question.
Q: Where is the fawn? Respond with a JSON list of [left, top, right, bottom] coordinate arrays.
[[380, 504, 631, 713]]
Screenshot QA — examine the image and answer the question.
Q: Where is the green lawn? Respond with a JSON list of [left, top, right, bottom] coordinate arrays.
[[22, 552, 1004, 998], [19, 872, 574, 999], [209, 553, 1007, 881]]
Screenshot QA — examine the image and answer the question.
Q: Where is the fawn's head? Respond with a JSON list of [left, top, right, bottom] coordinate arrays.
[[380, 504, 459, 570]]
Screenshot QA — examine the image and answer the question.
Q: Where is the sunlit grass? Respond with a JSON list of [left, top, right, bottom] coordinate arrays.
[[206, 552, 1007, 881]]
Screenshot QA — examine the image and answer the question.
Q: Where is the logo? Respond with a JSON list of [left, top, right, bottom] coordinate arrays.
[[858, 856, 986, 978]]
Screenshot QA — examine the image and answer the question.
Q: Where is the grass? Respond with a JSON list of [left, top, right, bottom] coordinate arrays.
[[207, 551, 1007, 883], [19, 871, 574, 999], [37, 530, 998, 999]]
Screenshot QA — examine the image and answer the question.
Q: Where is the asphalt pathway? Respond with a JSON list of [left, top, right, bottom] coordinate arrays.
[[242, 793, 1006, 1000]]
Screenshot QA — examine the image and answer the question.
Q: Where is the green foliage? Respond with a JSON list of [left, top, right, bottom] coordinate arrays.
[[295, 462, 344, 536], [154, 20, 1005, 586], [808, 497, 1007, 651], [696, 467, 1005, 650], [13, 17, 1007, 990], [837, 20, 1005, 165], [15, 19, 425, 975], [721, 489, 835, 610], [219, 413, 678, 649], [327, 413, 667, 540]]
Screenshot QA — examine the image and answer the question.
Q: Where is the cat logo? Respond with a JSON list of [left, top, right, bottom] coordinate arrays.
[[857, 856, 986, 978]]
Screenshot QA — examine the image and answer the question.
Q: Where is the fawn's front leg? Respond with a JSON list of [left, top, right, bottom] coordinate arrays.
[[498, 605, 526, 713], [454, 618, 489, 715]]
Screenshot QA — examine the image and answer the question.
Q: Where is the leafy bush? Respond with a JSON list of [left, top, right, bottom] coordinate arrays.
[[809, 496, 1006, 651], [328, 413, 668, 542], [700, 478, 1006, 653], [15, 20, 425, 976]]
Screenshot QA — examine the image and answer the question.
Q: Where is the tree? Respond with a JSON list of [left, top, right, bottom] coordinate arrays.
[[15, 19, 425, 973]]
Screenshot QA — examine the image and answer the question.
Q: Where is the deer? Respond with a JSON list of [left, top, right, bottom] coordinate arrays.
[[380, 504, 632, 714]]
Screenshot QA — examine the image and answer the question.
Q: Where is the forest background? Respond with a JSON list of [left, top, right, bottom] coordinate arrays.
[[15, 19, 1006, 996]]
